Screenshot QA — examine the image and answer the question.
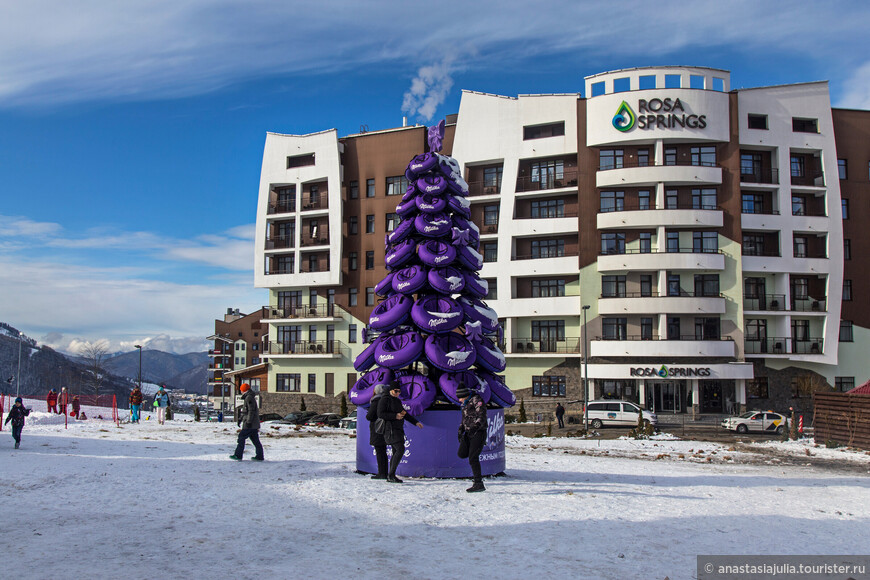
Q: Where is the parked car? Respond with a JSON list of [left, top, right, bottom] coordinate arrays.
[[278, 411, 317, 425], [721, 411, 786, 434], [585, 400, 658, 429], [305, 413, 342, 427], [259, 413, 283, 422], [339, 411, 357, 430]]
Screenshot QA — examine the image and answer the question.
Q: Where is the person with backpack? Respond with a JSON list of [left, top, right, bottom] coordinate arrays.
[[230, 384, 264, 461], [456, 383, 488, 493], [366, 385, 389, 480], [5, 397, 31, 449], [154, 386, 170, 425], [377, 384, 423, 483], [129, 386, 143, 423]]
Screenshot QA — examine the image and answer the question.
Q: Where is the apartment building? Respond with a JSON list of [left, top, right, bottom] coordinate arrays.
[[254, 66, 869, 417], [207, 307, 268, 411]]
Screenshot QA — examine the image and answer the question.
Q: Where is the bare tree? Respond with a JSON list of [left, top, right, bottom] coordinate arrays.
[[81, 341, 109, 397]]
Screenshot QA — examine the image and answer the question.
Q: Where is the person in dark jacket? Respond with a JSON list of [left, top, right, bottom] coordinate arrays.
[[377, 384, 423, 483], [5, 397, 31, 449], [367, 385, 389, 479], [555, 403, 565, 428], [230, 384, 264, 461], [456, 384, 488, 492], [47, 389, 58, 414], [72, 396, 81, 419], [129, 386, 143, 423]]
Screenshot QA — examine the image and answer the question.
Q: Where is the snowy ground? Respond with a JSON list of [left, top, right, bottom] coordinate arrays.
[[2, 398, 869, 580]]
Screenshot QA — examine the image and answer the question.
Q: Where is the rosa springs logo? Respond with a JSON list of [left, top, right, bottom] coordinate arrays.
[[612, 101, 636, 132], [657, 365, 669, 378]]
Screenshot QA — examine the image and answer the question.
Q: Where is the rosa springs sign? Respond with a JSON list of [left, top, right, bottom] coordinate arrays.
[[630, 365, 712, 378], [613, 98, 707, 132]]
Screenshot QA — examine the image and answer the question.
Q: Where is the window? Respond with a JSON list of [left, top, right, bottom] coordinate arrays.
[[666, 189, 678, 209], [602, 318, 627, 340], [366, 178, 375, 198], [641, 318, 653, 340], [690, 146, 716, 167], [844, 239, 851, 260], [531, 279, 565, 298], [840, 320, 853, 342], [695, 317, 720, 340], [689, 75, 705, 89], [842, 199, 849, 220], [599, 149, 623, 170], [665, 74, 681, 88], [613, 77, 630, 93], [523, 122, 565, 140], [348, 288, 358, 307], [640, 275, 653, 297], [482, 242, 497, 263], [483, 167, 503, 192], [694, 274, 719, 297], [365, 215, 375, 233], [692, 188, 717, 210], [792, 319, 809, 342], [792, 118, 818, 133], [529, 159, 564, 189], [712, 77, 725, 92], [386, 176, 408, 196], [667, 273, 681, 297], [276, 373, 301, 392], [531, 199, 564, 218], [532, 239, 565, 258], [667, 317, 681, 340], [308, 219, 318, 239], [386, 213, 398, 232], [793, 235, 808, 258], [275, 186, 296, 212], [747, 378, 769, 399], [484, 205, 500, 225], [348, 324, 357, 343], [348, 216, 358, 235], [693, 231, 718, 253], [743, 234, 765, 256], [308, 325, 317, 343], [601, 275, 626, 298], [790, 155, 805, 178], [349, 252, 358, 271], [308, 374, 316, 393], [742, 193, 764, 214], [843, 280, 852, 301], [639, 233, 651, 253], [252, 343, 259, 351], [365, 251, 374, 270], [838, 159, 847, 179], [665, 148, 677, 166], [532, 375, 566, 397], [365, 287, 375, 306], [485, 279, 497, 300], [532, 320, 565, 352], [600, 191, 624, 213], [637, 149, 650, 167], [600, 233, 625, 255], [791, 277, 809, 300], [835, 377, 855, 392], [638, 75, 656, 90], [748, 114, 768, 130], [286, 154, 315, 169], [307, 254, 318, 272], [792, 195, 806, 216], [666, 231, 680, 253], [590, 81, 605, 97], [741, 152, 762, 178], [279, 291, 302, 309], [349, 180, 359, 199], [308, 185, 320, 207], [638, 190, 651, 210]]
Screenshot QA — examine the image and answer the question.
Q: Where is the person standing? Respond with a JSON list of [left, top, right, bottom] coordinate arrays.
[[230, 383, 264, 461], [5, 397, 31, 449], [456, 384, 488, 493], [154, 386, 170, 425], [46, 389, 58, 414], [366, 385, 389, 480], [555, 403, 565, 429], [71, 396, 81, 420], [129, 385, 143, 423], [58, 387, 69, 415], [377, 384, 423, 483]]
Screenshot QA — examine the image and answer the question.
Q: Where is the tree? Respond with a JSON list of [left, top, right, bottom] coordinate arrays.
[[340, 394, 348, 417], [519, 398, 527, 423], [80, 341, 110, 397], [300, 397, 307, 411]]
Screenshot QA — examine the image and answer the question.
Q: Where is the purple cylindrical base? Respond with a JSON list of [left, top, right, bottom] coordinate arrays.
[[356, 408, 506, 478]]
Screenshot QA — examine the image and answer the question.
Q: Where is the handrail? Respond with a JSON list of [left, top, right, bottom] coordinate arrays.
[[595, 335, 734, 341], [598, 159, 719, 171], [599, 248, 723, 256], [265, 304, 343, 319], [600, 292, 725, 299]]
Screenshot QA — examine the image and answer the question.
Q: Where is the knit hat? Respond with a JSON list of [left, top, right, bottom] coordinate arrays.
[[455, 385, 471, 399], [14, 397, 22, 404], [240, 383, 250, 393]]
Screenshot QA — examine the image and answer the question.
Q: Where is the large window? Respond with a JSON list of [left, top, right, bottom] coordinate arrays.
[[792, 195, 806, 216], [790, 155, 805, 178], [349, 181, 359, 199], [532, 199, 565, 218], [692, 188, 717, 210], [695, 317, 720, 340], [748, 114, 768, 130], [532, 239, 565, 259], [602, 318, 627, 340], [667, 273, 681, 297], [348, 216, 358, 235], [741, 152, 762, 178], [638, 190, 651, 210], [600, 191, 625, 213], [640, 275, 653, 297], [600, 233, 625, 255], [386, 176, 409, 196], [530, 159, 564, 189], [276, 373, 301, 392], [743, 234, 765, 256], [639, 233, 652, 253], [532, 320, 565, 352], [523, 122, 565, 140], [792, 118, 818, 133], [532, 279, 565, 297], [843, 280, 852, 301], [664, 147, 677, 166], [308, 374, 316, 393], [348, 324, 357, 343], [484, 205, 500, 225], [690, 146, 716, 167], [349, 252, 358, 271], [665, 189, 678, 209], [484, 166, 503, 192], [742, 192, 764, 214], [793, 235, 808, 258], [532, 375, 566, 397], [482, 242, 497, 263], [601, 275, 626, 298], [693, 231, 718, 253], [666, 232, 680, 253], [349, 288, 358, 306], [599, 149, 624, 170], [694, 274, 720, 297]]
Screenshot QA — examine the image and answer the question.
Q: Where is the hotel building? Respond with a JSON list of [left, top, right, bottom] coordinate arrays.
[[253, 66, 869, 417]]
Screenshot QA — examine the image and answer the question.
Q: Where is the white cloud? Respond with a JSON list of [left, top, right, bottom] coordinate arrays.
[[402, 55, 458, 122], [838, 61, 870, 109]]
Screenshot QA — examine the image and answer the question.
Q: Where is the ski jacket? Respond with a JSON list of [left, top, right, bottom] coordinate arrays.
[[555, 404, 565, 418], [460, 393, 487, 435], [47, 392, 58, 404], [377, 392, 419, 445], [129, 389, 143, 405], [154, 392, 169, 408], [238, 390, 260, 430], [366, 394, 385, 447], [5, 405, 30, 428]]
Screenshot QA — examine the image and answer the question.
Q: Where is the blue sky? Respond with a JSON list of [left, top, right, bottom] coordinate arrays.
[[1, 0, 868, 355]]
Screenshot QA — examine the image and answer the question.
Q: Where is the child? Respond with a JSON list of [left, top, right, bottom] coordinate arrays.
[[5, 397, 32, 449]]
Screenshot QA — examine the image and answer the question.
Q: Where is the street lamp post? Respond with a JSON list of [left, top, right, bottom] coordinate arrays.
[[134, 345, 142, 389], [16, 334, 22, 397], [582, 305, 590, 431]]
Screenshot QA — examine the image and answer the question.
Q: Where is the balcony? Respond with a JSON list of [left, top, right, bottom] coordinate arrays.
[[790, 172, 825, 188], [300, 198, 329, 212], [597, 249, 725, 272], [599, 293, 726, 315], [207, 363, 228, 370], [590, 336, 735, 358], [740, 168, 779, 185], [263, 340, 348, 358], [744, 338, 824, 356], [597, 160, 722, 188], [300, 234, 330, 247], [265, 235, 294, 250], [597, 206, 722, 230], [467, 181, 501, 197], [208, 349, 231, 356], [264, 303, 344, 320], [268, 201, 296, 215], [743, 295, 826, 313], [515, 169, 579, 193], [506, 337, 581, 355]]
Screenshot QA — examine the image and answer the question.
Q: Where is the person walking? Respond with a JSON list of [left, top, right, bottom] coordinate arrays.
[[46, 389, 58, 414], [456, 383, 488, 493], [366, 385, 389, 480], [555, 403, 565, 429], [129, 385, 143, 423], [377, 384, 423, 483], [71, 396, 81, 420], [230, 384, 264, 461], [58, 387, 69, 415], [154, 386, 170, 425], [5, 397, 31, 449]]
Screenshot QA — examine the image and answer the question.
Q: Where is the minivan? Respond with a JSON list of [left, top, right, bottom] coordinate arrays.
[[585, 400, 657, 429]]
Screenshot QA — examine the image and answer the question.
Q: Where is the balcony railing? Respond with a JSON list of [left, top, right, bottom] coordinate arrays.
[[208, 349, 230, 355], [597, 202, 719, 213], [515, 210, 580, 219], [790, 172, 825, 187], [598, 159, 718, 171], [467, 181, 501, 197], [300, 198, 328, 211], [600, 292, 724, 299], [515, 169, 579, 193], [744, 337, 824, 355], [509, 337, 581, 354], [741, 249, 781, 258], [740, 168, 779, 184], [265, 266, 294, 275], [268, 201, 296, 215], [514, 252, 578, 261], [264, 340, 346, 356], [300, 234, 330, 247], [599, 248, 723, 256], [742, 207, 780, 215], [743, 295, 826, 312], [265, 235, 294, 250], [298, 261, 329, 273], [595, 335, 733, 342], [265, 303, 341, 319]]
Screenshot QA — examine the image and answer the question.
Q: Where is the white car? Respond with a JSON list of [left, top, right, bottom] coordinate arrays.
[[721, 411, 786, 434], [585, 400, 657, 429]]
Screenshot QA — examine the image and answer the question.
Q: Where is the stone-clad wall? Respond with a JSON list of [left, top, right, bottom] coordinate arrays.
[[260, 391, 354, 417]]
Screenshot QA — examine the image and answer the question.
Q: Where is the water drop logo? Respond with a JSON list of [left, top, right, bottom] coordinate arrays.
[[657, 365, 669, 378], [612, 101, 636, 132]]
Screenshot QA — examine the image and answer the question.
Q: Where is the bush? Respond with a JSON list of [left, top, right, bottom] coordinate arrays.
[[519, 398, 527, 423], [627, 410, 655, 440], [340, 394, 348, 418], [825, 440, 842, 449], [300, 397, 306, 412], [504, 414, 517, 424]]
